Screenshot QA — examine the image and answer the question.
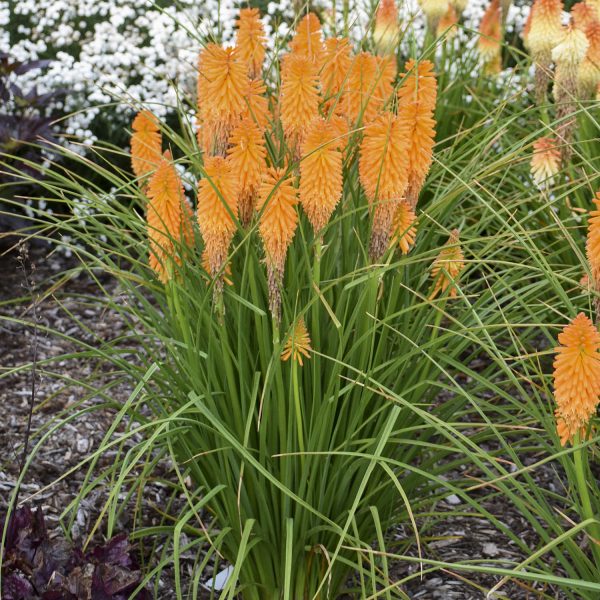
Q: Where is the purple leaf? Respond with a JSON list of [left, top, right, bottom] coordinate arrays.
[[2, 572, 34, 600], [89, 535, 132, 568]]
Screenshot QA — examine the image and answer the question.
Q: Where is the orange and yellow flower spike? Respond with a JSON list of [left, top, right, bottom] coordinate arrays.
[[391, 201, 417, 254], [258, 167, 299, 320], [146, 151, 194, 283], [197, 156, 239, 282], [280, 53, 320, 154], [429, 229, 465, 299], [359, 113, 410, 259], [477, 0, 503, 74], [578, 22, 600, 97], [227, 118, 266, 227], [243, 78, 270, 131], [299, 118, 344, 234], [197, 44, 249, 155], [553, 312, 600, 445], [530, 136, 561, 188], [572, 1, 599, 31], [131, 110, 162, 187], [374, 0, 400, 55], [586, 192, 600, 285], [397, 59, 438, 208], [236, 7, 266, 78], [527, 0, 565, 102], [320, 37, 352, 104], [342, 52, 381, 124], [420, 0, 450, 30], [281, 317, 312, 366], [437, 5, 459, 38], [289, 13, 324, 64]]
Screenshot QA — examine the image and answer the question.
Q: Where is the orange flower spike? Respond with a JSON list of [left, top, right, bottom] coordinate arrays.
[[586, 192, 600, 284], [450, 0, 469, 12], [227, 118, 266, 227], [243, 78, 270, 131], [359, 113, 410, 259], [420, 0, 450, 29], [280, 53, 320, 153], [553, 312, 600, 445], [131, 110, 162, 185], [374, 0, 400, 55], [289, 13, 324, 63], [343, 52, 379, 124], [477, 0, 503, 71], [528, 0, 564, 102], [530, 137, 561, 188], [197, 156, 239, 278], [397, 59, 438, 208], [328, 114, 350, 152], [579, 22, 600, 96], [375, 55, 397, 105], [299, 119, 344, 233], [320, 37, 352, 100], [258, 167, 299, 319], [528, 0, 564, 59], [437, 5, 459, 38], [198, 44, 249, 154], [236, 7, 266, 78], [391, 201, 417, 254], [572, 1, 599, 31], [281, 317, 312, 366], [429, 229, 465, 300], [146, 151, 192, 283]]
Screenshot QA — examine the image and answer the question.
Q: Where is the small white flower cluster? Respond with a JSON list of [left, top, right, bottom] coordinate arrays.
[[1, 0, 242, 147]]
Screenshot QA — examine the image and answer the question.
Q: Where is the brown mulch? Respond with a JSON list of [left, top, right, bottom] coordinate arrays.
[[0, 243, 568, 599]]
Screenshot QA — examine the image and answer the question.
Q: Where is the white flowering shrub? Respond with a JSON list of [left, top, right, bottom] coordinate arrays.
[[0, 0, 531, 154]]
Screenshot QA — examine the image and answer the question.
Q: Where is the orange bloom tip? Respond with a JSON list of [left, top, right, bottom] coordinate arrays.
[[281, 317, 312, 366], [530, 137, 561, 188], [553, 312, 600, 445]]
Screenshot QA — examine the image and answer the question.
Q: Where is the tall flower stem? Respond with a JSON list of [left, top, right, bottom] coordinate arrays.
[[573, 438, 600, 566], [292, 360, 305, 468], [311, 237, 323, 404]]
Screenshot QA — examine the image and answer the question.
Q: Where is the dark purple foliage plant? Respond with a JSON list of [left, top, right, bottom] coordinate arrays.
[[0, 506, 150, 600]]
